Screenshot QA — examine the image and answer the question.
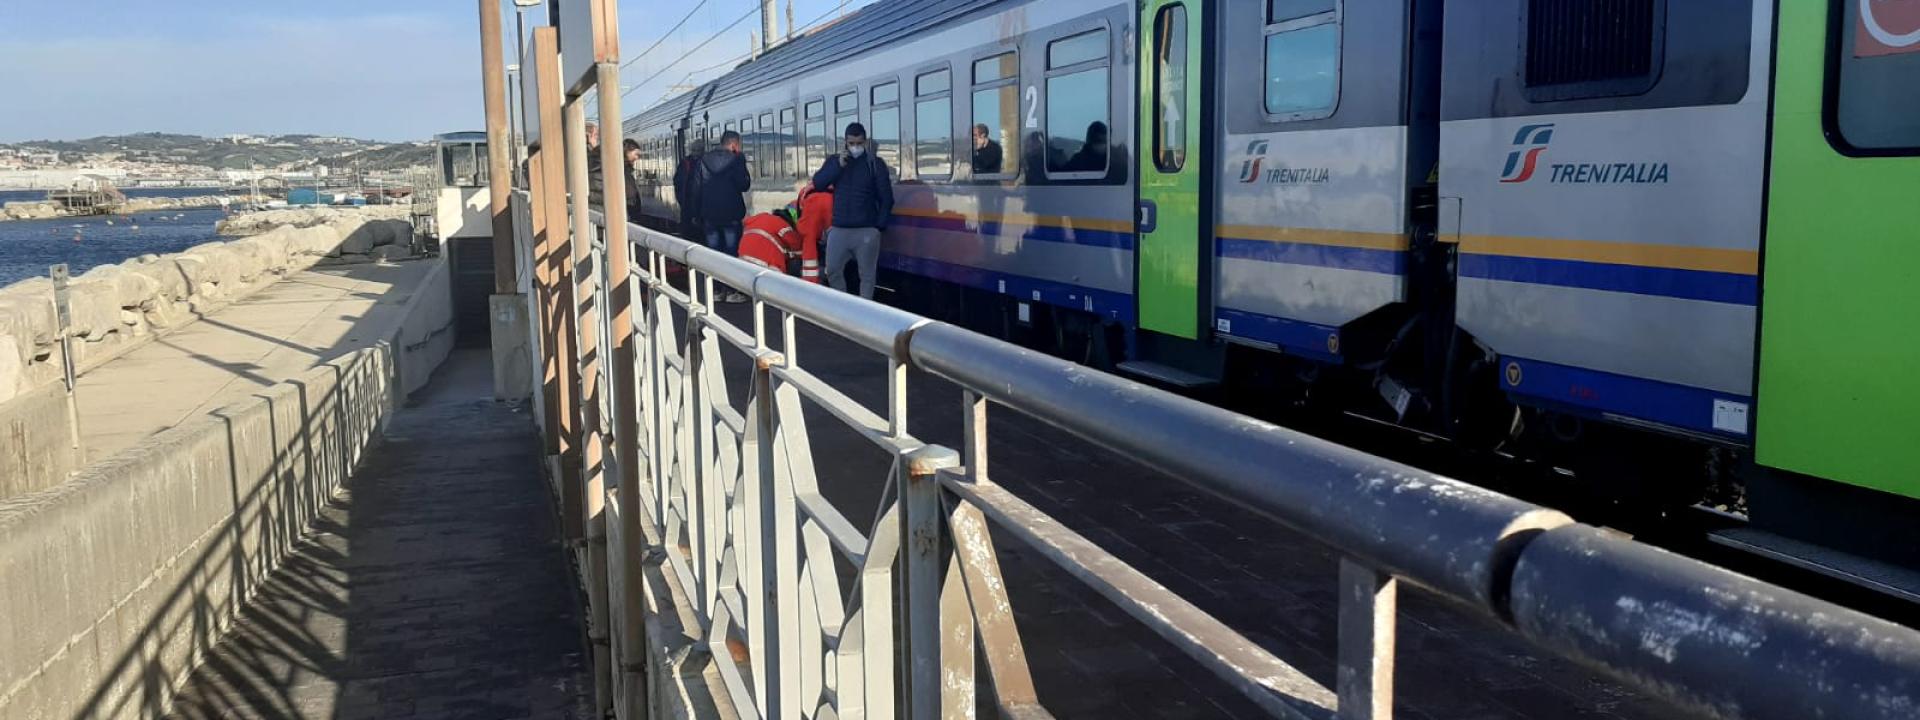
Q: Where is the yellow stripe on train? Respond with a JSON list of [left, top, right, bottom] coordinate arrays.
[[1459, 235, 1759, 275]]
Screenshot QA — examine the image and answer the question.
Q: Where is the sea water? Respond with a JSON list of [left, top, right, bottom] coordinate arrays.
[[0, 206, 232, 287]]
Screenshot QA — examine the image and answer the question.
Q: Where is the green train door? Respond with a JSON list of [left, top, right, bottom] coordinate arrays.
[[1137, 0, 1207, 339], [1757, 0, 1920, 496]]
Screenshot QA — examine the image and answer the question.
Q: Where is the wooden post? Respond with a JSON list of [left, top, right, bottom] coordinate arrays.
[[477, 0, 516, 292], [533, 29, 581, 531]]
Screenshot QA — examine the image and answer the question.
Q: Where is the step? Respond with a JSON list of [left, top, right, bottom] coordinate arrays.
[[1116, 360, 1219, 389]]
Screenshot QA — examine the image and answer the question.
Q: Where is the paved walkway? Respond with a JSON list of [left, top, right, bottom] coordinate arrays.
[[165, 350, 594, 719], [76, 259, 437, 463]]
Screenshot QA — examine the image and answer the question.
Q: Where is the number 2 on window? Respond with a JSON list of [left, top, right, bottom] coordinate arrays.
[[1024, 86, 1039, 129]]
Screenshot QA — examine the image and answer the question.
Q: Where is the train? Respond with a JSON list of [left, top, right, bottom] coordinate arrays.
[[625, 0, 1920, 581]]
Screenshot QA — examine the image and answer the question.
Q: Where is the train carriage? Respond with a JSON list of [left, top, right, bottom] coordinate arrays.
[[626, 0, 1920, 581]]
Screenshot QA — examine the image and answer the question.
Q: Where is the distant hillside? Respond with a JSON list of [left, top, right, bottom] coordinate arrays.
[[305, 142, 435, 173], [2, 132, 427, 171]]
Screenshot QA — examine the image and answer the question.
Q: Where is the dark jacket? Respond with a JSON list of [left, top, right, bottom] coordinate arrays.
[[587, 149, 604, 207], [695, 149, 750, 227], [672, 154, 699, 229], [624, 160, 642, 224], [811, 152, 894, 229]]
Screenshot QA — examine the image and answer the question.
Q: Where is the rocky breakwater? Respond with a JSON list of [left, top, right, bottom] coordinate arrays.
[[0, 194, 229, 221], [0, 206, 416, 403]]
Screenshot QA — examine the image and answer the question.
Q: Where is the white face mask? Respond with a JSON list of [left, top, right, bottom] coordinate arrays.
[[847, 144, 866, 157]]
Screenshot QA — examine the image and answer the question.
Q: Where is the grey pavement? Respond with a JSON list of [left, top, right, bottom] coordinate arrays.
[[76, 259, 437, 463], [165, 350, 594, 719]]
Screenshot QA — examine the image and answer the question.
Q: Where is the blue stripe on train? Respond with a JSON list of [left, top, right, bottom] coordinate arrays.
[[1216, 238, 1407, 275], [1213, 307, 1344, 363], [1502, 356, 1751, 439], [1459, 254, 1758, 306], [890, 213, 1135, 249], [878, 253, 1136, 324]]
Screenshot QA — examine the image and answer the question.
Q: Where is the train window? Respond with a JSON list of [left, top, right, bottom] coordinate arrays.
[[835, 92, 858, 115], [1827, 0, 1920, 154], [1153, 5, 1189, 173], [1263, 21, 1339, 118], [971, 52, 1019, 178], [834, 91, 859, 152], [872, 106, 901, 176], [1048, 29, 1108, 69], [915, 68, 953, 178], [782, 115, 801, 179], [1045, 29, 1111, 177], [1270, 0, 1334, 23], [917, 69, 950, 96], [759, 113, 777, 181], [871, 81, 902, 174], [804, 96, 828, 177], [1522, 0, 1665, 102]]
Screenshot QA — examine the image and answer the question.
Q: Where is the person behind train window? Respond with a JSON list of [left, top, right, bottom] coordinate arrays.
[[1066, 121, 1109, 173], [672, 140, 705, 239], [811, 122, 894, 300], [622, 138, 643, 224], [971, 123, 1003, 175]]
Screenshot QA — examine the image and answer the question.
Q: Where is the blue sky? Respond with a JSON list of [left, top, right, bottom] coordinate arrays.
[[0, 0, 874, 143]]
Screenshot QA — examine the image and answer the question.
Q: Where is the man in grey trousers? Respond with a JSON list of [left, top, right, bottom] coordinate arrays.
[[810, 122, 894, 299]]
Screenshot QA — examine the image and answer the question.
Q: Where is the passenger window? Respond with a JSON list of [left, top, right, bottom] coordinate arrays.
[[833, 91, 859, 154], [1263, 22, 1339, 117], [805, 99, 827, 175], [835, 92, 857, 115], [781, 108, 800, 179], [915, 68, 953, 178], [1523, 0, 1663, 102], [1827, 0, 1920, 154], [970, 52, 1020, 178], [1269, 0, 1335, 23], [871, 81, 901, 175], [1153, 5, 1189, 173], [1045, 29, 1111, 177], [759, 113, 777, 181]]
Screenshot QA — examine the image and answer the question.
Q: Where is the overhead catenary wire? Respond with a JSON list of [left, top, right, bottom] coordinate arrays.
[[622, 0, 872, 102], [623, 3, 762, 98], [620, 0, 712, 70]]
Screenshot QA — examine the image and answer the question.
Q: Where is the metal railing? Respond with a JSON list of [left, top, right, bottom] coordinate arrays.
[[517, 193, 1920, 720]]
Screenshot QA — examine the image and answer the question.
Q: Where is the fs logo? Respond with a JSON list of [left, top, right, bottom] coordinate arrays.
[[1237, 140, 1270, 183], [1499, 124, 1555, 184]]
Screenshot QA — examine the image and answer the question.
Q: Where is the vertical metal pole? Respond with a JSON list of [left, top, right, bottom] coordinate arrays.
[[1337, 558, 1397, 720], [901, 443, 958, 719], [50, 264, 79, 449], [479, 0, 517, 292]]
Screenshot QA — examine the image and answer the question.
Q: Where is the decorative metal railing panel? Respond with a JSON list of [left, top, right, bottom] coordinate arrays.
[[511, 194, 1920, 720]]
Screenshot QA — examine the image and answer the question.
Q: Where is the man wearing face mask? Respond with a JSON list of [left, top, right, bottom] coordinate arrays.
[[810, 122, 894, 299]]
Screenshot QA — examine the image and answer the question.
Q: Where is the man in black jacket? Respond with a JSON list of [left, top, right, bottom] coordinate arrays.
[[672, 140, 704, 238], [811, 122, 894, 299], [698, 131, 752, 303]]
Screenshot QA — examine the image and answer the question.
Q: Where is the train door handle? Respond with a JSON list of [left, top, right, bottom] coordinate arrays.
[[1137, 200, 1158, 234]]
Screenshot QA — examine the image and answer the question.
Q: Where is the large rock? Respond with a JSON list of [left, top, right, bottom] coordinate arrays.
[[338, 222, 381, 254], [121, 256, 193, 303], [0, 298, 55, 357], [371, 245, 411, 262], [77, 264, 159, 310], [64, 284, 125, 340]]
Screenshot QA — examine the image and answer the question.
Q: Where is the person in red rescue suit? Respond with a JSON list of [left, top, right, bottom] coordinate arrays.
[[794, 186, 834, 283], [739, 206, 804, 278]]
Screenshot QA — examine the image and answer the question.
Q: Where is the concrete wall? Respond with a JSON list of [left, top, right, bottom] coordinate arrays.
[[393, 255, 455, 396], [0, 340, 418, 719], [0, 382, 78, 499]]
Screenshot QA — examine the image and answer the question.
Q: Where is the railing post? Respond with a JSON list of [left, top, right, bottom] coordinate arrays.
[[900, 443, 960, 718], [563, 93, 611, 717], [1336, 558, 1397, 720]]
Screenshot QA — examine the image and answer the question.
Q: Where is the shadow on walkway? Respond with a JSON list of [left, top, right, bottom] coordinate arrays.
[[165, 350, 593, 719]]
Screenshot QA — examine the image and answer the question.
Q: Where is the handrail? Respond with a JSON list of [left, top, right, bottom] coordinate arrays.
[[535, 193, 1920, 720]]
